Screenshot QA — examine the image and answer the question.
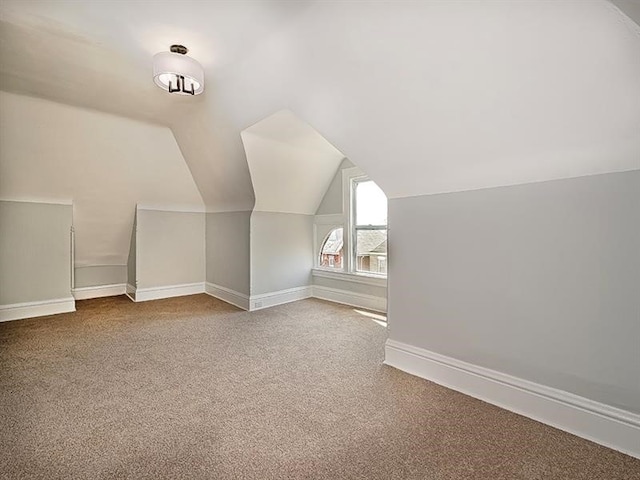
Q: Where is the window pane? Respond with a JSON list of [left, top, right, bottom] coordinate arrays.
[[319, 228, 343, 269], [355, 229, 387, 274], [355, 180, 387, 226]]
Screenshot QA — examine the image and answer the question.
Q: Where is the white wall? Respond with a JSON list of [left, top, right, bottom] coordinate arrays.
[[135, 209, 205, 290], [250, 212, 313, 296], [388, 170, 640, 414], [316, 159, 354, 216], [0, 201, 72, 305], [242, 110, 345, 215], [241, 111, 344, 301], [75, 265, 127, 288], [206, 211, 251, 296], [0, 91, 204, 287]]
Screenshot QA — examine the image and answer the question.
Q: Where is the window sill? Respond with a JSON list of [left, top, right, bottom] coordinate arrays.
[[312, 268, 387, 287]]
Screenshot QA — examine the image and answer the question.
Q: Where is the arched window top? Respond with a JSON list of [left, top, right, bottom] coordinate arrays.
[[318, 228, 343, 270]]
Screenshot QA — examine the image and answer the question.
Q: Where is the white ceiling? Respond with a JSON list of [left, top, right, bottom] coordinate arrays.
[[0, 91, 204, 266], [0, 0, 312, 70], [1, 0, 639, 210], [242, 110, 345, 214], [0, 1, 312, 212]]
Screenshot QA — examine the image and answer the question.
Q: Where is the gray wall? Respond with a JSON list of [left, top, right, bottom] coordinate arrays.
[[206, 211, 251, 296], [0, 201, 72, 304], [74, 265, 127, 288], [312, 276, 387, 298], [251, 212, 313, 295], [127, 212, 137, 287], [136, 209, 205, 289], [316, 158, 354, 215], [388, 170, 640, 413]]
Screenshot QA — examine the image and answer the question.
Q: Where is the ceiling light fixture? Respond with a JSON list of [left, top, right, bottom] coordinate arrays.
[[153, 45, 204, 96]]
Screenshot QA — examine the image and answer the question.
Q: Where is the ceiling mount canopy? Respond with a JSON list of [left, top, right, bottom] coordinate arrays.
[[153, 44, 204, 96]]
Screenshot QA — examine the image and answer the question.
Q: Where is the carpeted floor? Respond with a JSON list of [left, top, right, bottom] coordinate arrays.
[[0, 295, 638, 480]]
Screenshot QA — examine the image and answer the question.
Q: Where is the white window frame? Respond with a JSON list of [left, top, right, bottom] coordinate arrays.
[[350, 176, 387, 278], [341, 167, 387, 279], [312, 166, 387, 286], [313, 217, 345, 272]]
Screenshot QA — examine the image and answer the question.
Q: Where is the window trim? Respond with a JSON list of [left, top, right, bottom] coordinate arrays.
[[313, 167, 388, 281], [351, 177, 387, 275], [343, 167, 387, 279], [316, 226, 345, 271], [311, 268, 386, 287]]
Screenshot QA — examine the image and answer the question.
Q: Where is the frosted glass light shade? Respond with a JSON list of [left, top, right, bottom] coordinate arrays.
[[153, 51, 204, 95]]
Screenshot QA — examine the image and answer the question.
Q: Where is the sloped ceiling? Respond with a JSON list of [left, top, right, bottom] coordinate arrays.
[[276, 0, 640, 199], [1, 0, 639, 211], [0, 0, 313, 212], [0, 91, 204, 267], [242, 110, 345, 214]]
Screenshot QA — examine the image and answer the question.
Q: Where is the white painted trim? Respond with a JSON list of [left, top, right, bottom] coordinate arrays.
[[250, 286, 313, 311], [313, 222, 346, 270], [312, 285, 386, 313], [125, 283, 136, 302], [0, 297, 76, 322], [313, 213, 344, 225], [136, 203, 205, 213], [204, 209, 253, 215], [133, 282, 205, 302], [205, 282, 250, 310], [342, 166, 366, 273], [312, 268, 386, 287], [74, 264, 127, 269], [384, 339, 640, 459], [72, 284, 126, 300]]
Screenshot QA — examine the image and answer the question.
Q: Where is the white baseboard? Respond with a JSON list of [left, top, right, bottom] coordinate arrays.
[[72, 284, 126, 300], [312, 285, 387, 312], [205, 282, 249, 310], [205, 283, 385, 313], [0, 297, 76, 322], [250, 286, 313, 311], [384, 339, 640, 459], [133, 282, 205, 302]]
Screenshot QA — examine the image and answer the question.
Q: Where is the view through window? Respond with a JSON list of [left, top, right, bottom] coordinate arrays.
[[353, 179, 387, 275], [319, 227, 343, 269]]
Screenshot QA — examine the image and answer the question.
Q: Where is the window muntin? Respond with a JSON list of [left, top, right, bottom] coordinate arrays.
[[318, 227, 344, 270], [352, 179, 387, 276]]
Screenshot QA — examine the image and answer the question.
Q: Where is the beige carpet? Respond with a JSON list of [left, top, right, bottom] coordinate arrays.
[[1, 295, 638, 480]]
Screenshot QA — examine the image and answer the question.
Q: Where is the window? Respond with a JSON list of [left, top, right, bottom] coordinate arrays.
[[313, 167, 388, 282], [352, 179, 387, 276], [318, 227, 343, 269]]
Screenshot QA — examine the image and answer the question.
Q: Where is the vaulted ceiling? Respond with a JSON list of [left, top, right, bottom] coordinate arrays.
[[242, 110, 345, 215], [1, 0, 639, 212]]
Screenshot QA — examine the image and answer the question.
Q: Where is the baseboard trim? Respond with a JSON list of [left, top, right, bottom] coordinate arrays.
[[205, 282, 249, 310], [72, 284, 126, 300], [312, 285, 386, 313], [133, 282, 205, 302], [250, 286, 313, 311], [384, 339, 640, 459], [0, 297, 76, 322]]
